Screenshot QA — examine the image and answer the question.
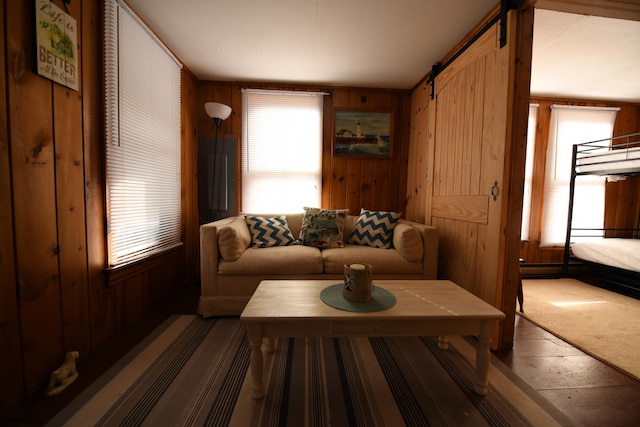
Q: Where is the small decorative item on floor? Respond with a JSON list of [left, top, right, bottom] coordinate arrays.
[[45, 351, 79, 397], [343, 263, 373, 302]]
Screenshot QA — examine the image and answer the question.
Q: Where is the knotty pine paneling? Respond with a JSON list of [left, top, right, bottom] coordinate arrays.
[[520, 98, 640, 264], [608, 104, 640, 236], [406, 80, 432, 224], [7, 0, 64, 397], [1, 0, 195, 410], [53, 0, 91, 360], [197, 83, 412, 217], [0, 0, 24, 410], [183, 69, 200, 286], [83, 0, 111, 352], [113, 276, 145, 337]]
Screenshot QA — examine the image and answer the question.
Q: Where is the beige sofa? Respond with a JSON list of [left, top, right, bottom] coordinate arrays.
[[198, 213, 438, 317]]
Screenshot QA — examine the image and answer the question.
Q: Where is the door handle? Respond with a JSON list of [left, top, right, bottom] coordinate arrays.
[[491, 180, 499, 202]]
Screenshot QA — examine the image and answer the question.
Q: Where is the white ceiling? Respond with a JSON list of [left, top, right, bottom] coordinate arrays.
[[531, 9, 640, 102], [126, 0, 640, 102]]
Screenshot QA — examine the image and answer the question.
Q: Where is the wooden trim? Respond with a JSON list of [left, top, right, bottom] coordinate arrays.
[[432, 195, 489, 224], [104, 245, 183, 287], [496, 7, 535, 350]]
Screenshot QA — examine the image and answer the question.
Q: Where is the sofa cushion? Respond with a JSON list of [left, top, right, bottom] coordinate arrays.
[[393, 223, 424, 262], [245, 215, 296, 248], [348, 209, 402, 248], [218, 245, 323, 275], [298, 207, 349, 248], [322, 244, 423, 275], [218, 216, 252, 262]]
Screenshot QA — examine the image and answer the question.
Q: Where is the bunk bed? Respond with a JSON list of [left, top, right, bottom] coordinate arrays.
[[563, 132, 640, 296]]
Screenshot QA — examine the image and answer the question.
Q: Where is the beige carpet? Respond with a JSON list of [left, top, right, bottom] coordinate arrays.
[[520, 278, 640, 380]]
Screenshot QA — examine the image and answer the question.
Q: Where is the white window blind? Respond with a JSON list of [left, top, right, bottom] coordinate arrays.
[[540, 105, 618, 247], [104, 0, 182, 266], [521, 104, 539, 241], [241, 89, 324, 213]]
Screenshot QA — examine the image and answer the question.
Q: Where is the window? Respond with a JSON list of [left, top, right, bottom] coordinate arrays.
[[104, 0, 182, 267], [241, 89, 325, 213], [540, 105, 618, 246], [521, 104, 538, 241]]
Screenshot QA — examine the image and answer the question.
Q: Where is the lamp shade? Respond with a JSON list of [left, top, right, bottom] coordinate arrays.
[[204, 102, 232, 120]]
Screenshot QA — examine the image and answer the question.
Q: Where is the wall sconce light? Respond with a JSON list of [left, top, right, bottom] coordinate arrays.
[[204, 102, 232, 221]]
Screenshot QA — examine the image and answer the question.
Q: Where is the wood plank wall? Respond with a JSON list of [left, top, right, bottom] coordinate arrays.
[[0, 0, 22, 414], [0, 0, 197, 412], [405, 81, 432, 224], [197, 83, 412, 215], [520, 97, 640, 264]]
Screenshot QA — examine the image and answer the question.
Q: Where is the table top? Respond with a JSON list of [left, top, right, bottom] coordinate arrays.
[[240, 279, 505, 321]]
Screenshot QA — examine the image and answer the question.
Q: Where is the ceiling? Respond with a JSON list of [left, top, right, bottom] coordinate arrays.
[[531, 9, 640, 103], [126, 0, 640, 102]]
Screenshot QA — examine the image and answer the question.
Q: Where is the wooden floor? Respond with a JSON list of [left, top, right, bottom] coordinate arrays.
[[494, 314, 640, 426], [4, 284, 640, 426]]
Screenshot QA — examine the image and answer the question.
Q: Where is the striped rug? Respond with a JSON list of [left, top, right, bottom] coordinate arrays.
[[47, 316, 569, 427]]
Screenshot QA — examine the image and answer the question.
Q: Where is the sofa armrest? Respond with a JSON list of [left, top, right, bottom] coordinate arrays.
[[199, 216, 238, 310], [398, 219, 438, 279]]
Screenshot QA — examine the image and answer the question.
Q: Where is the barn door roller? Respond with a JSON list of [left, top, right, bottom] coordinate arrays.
[[500, 0, 518, 48]]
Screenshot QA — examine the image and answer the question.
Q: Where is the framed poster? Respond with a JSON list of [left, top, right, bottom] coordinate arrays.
[[35, 0, 79, 91], [333, 109, 393, 157]]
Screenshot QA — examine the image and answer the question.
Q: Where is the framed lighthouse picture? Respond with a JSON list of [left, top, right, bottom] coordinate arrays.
[[333, 109, 393, 158]]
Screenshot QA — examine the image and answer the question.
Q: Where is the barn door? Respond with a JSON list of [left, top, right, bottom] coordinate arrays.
[[429, 10, 531, 350]]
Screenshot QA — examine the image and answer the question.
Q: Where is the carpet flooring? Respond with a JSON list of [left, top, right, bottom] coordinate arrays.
[[46, 315, 570, 427], [520, 278, 640, 381]]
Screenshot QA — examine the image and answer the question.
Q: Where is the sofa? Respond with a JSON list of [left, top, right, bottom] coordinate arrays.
[[198, 209, 438, 317]]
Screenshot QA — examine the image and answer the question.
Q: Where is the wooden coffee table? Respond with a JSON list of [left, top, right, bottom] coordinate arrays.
[[240, 279, 505, 399]]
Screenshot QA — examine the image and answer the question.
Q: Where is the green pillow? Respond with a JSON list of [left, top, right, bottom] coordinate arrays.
[[298, 207, 349, 248]]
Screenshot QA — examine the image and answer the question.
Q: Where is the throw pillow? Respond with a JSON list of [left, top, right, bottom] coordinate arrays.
[[349, 209, 402, 248], [218, 216, 252, 261], [298, 207, 349, 248], [245, 215, 295, 248], [392, 222, 423, 262]]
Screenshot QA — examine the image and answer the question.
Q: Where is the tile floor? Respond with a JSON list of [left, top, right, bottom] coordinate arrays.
[[4, 285, 640, 426]]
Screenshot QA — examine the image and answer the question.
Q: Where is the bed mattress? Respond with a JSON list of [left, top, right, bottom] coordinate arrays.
[[571, 238, 640, 273], [575, 146, 640, 175]]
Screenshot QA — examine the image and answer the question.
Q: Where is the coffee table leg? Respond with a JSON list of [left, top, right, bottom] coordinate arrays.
[[264, 337, 275, 353], [438, 335, 449, 350], [246, 323, 265, 399], [475, 322, 493, 395]]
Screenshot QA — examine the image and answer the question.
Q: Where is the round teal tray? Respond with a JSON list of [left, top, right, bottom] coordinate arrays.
[[320, 283, 396, 312]]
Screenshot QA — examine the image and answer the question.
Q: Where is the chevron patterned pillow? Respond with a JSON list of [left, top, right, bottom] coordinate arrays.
[[348, 209, 402, 248], [245, 216, 296, 248]]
